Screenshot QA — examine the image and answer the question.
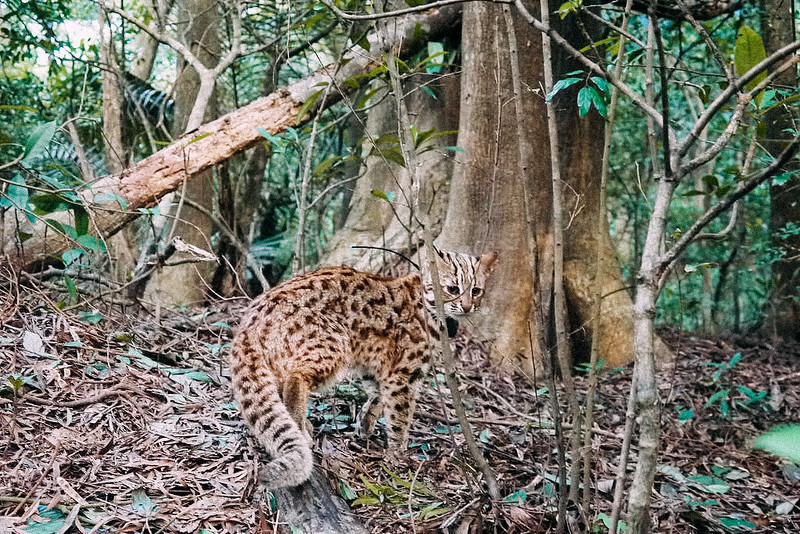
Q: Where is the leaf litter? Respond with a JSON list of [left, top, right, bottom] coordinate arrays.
[[0, 285, 799, 533]]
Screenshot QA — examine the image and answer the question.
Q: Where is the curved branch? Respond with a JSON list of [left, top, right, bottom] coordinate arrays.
[[320, 0, 508, 21], [677, 40, 800, 161], [658, 132, 800, 287]]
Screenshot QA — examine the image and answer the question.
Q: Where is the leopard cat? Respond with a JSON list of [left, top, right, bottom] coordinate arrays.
[[229, 247, 497, 488]]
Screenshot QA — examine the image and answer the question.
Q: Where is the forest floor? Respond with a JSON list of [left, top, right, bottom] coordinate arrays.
[[1, 289, 799, 533]]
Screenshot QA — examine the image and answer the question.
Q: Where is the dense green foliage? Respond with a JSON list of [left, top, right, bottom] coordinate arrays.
[[1, 0, 798, 333]]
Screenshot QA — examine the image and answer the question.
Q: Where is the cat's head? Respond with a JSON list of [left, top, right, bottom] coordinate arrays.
[[420, 246, 498, 317]]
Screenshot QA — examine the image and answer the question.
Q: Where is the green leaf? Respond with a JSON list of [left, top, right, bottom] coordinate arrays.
[[77, 234, 106, 253], [64, 274, 77, 302], [503, 489, 528, 504], [339, 479, 358, 500], [734, 27, 767, 106], [25, 515, 66, 534], [22, 120, 58, 164], [719, 517, 756, 530], [131, 488, 154, 514], [78, 310, 103, 324], [755, 425, 800, 464], [588, 86, 608, 116], [31, 194, 73, 214], [186, 132, 212, 145], [93, 192, 128, 210], [678, 408, 695, 423], [62, 248, 83, 266], [0, 174, 29, 209], [257, 128, 283, 146], [546, 77, 582, 102], [590, 76, 610, 94], [296, 88, 325, 124], [687, 475, 730, 494], [426, 41, 445, 74], [371, 189, 396, 202], [577, 86, 594, 117], [73, 207, 89, 236], [706, 388, 730, 407]]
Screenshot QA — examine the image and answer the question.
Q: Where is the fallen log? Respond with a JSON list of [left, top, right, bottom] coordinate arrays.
[[1, 5, 462, 273]]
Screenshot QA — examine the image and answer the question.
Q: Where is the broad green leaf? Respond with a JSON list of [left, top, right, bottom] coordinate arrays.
[[687, 475, 730, 494], [719, 516, 756, 530], [503, 489, 528, 504], [755, 425, 800, 464], [546, 77, 582, 102], [426, 41, 445, 74], [31, 194, 73, 214], [0, 174, 30, 209], [678, 408, 695, 423], [734, 27, 767, 106], [77, 234, 107, 252], [25, 515, 65, 534], [73, 206, 89, 236], [590, 76, 610, 94], [577, 86, 594, 117], [93, 192, 128, 210], [22, 120, 58, 164], [62, 248, 83, 266], [588, 86, 608, 116], [78, 310, 103, 324], [131, 488, 154, 514]]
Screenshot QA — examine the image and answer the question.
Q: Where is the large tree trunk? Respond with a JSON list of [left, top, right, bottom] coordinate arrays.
[[437, 0, 642, 372], [323, 73, 460, 271], [764, 0, 799, 339], [436, 1, 550, 376], [0, 6, 461, 274], [142, 0, 221, 307]]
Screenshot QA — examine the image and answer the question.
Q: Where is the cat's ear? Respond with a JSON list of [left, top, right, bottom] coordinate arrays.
[[479, 251, 498, 274]]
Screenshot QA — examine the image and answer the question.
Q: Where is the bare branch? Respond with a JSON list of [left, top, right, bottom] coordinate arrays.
[[658, 132, 800, 287], [320, 0, 508, 21], [677, 40, 800, 161]]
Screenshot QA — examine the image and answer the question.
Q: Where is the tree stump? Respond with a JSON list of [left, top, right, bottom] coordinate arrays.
[[270, 467, 368, 534]]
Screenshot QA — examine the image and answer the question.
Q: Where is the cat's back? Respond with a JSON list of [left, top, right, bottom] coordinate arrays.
[[240, 266, 421, 330]]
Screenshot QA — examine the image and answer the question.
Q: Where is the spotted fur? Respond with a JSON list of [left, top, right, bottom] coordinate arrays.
[[230, 248, 497, 488]]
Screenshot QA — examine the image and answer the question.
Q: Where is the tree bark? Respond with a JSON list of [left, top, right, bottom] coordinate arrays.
[[436, 1, 550, 376], [322, 73, 459, 271], [100, 6, 125, 175], [763, 0, 799, 339], [142, 0, 221, 307], [270, 467, 368, 534], [438, 0, 643, 373], [0, 6, 461, 274]]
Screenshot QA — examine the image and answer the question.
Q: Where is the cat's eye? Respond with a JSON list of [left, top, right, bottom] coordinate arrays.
[[471, 288, 483, 297], [446, 285, 460, 295]]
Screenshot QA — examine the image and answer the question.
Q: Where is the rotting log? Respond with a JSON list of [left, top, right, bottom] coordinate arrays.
[[270, 467, 368, 534], [1, 5, 462, 273]]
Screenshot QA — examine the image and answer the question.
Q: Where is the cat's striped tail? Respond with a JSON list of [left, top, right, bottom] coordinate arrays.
[[230, 348, 313, 488]]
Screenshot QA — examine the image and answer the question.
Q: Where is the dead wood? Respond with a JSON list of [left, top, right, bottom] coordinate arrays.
[[271, 467, 369, 534], [0, 5, 461, 274]]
